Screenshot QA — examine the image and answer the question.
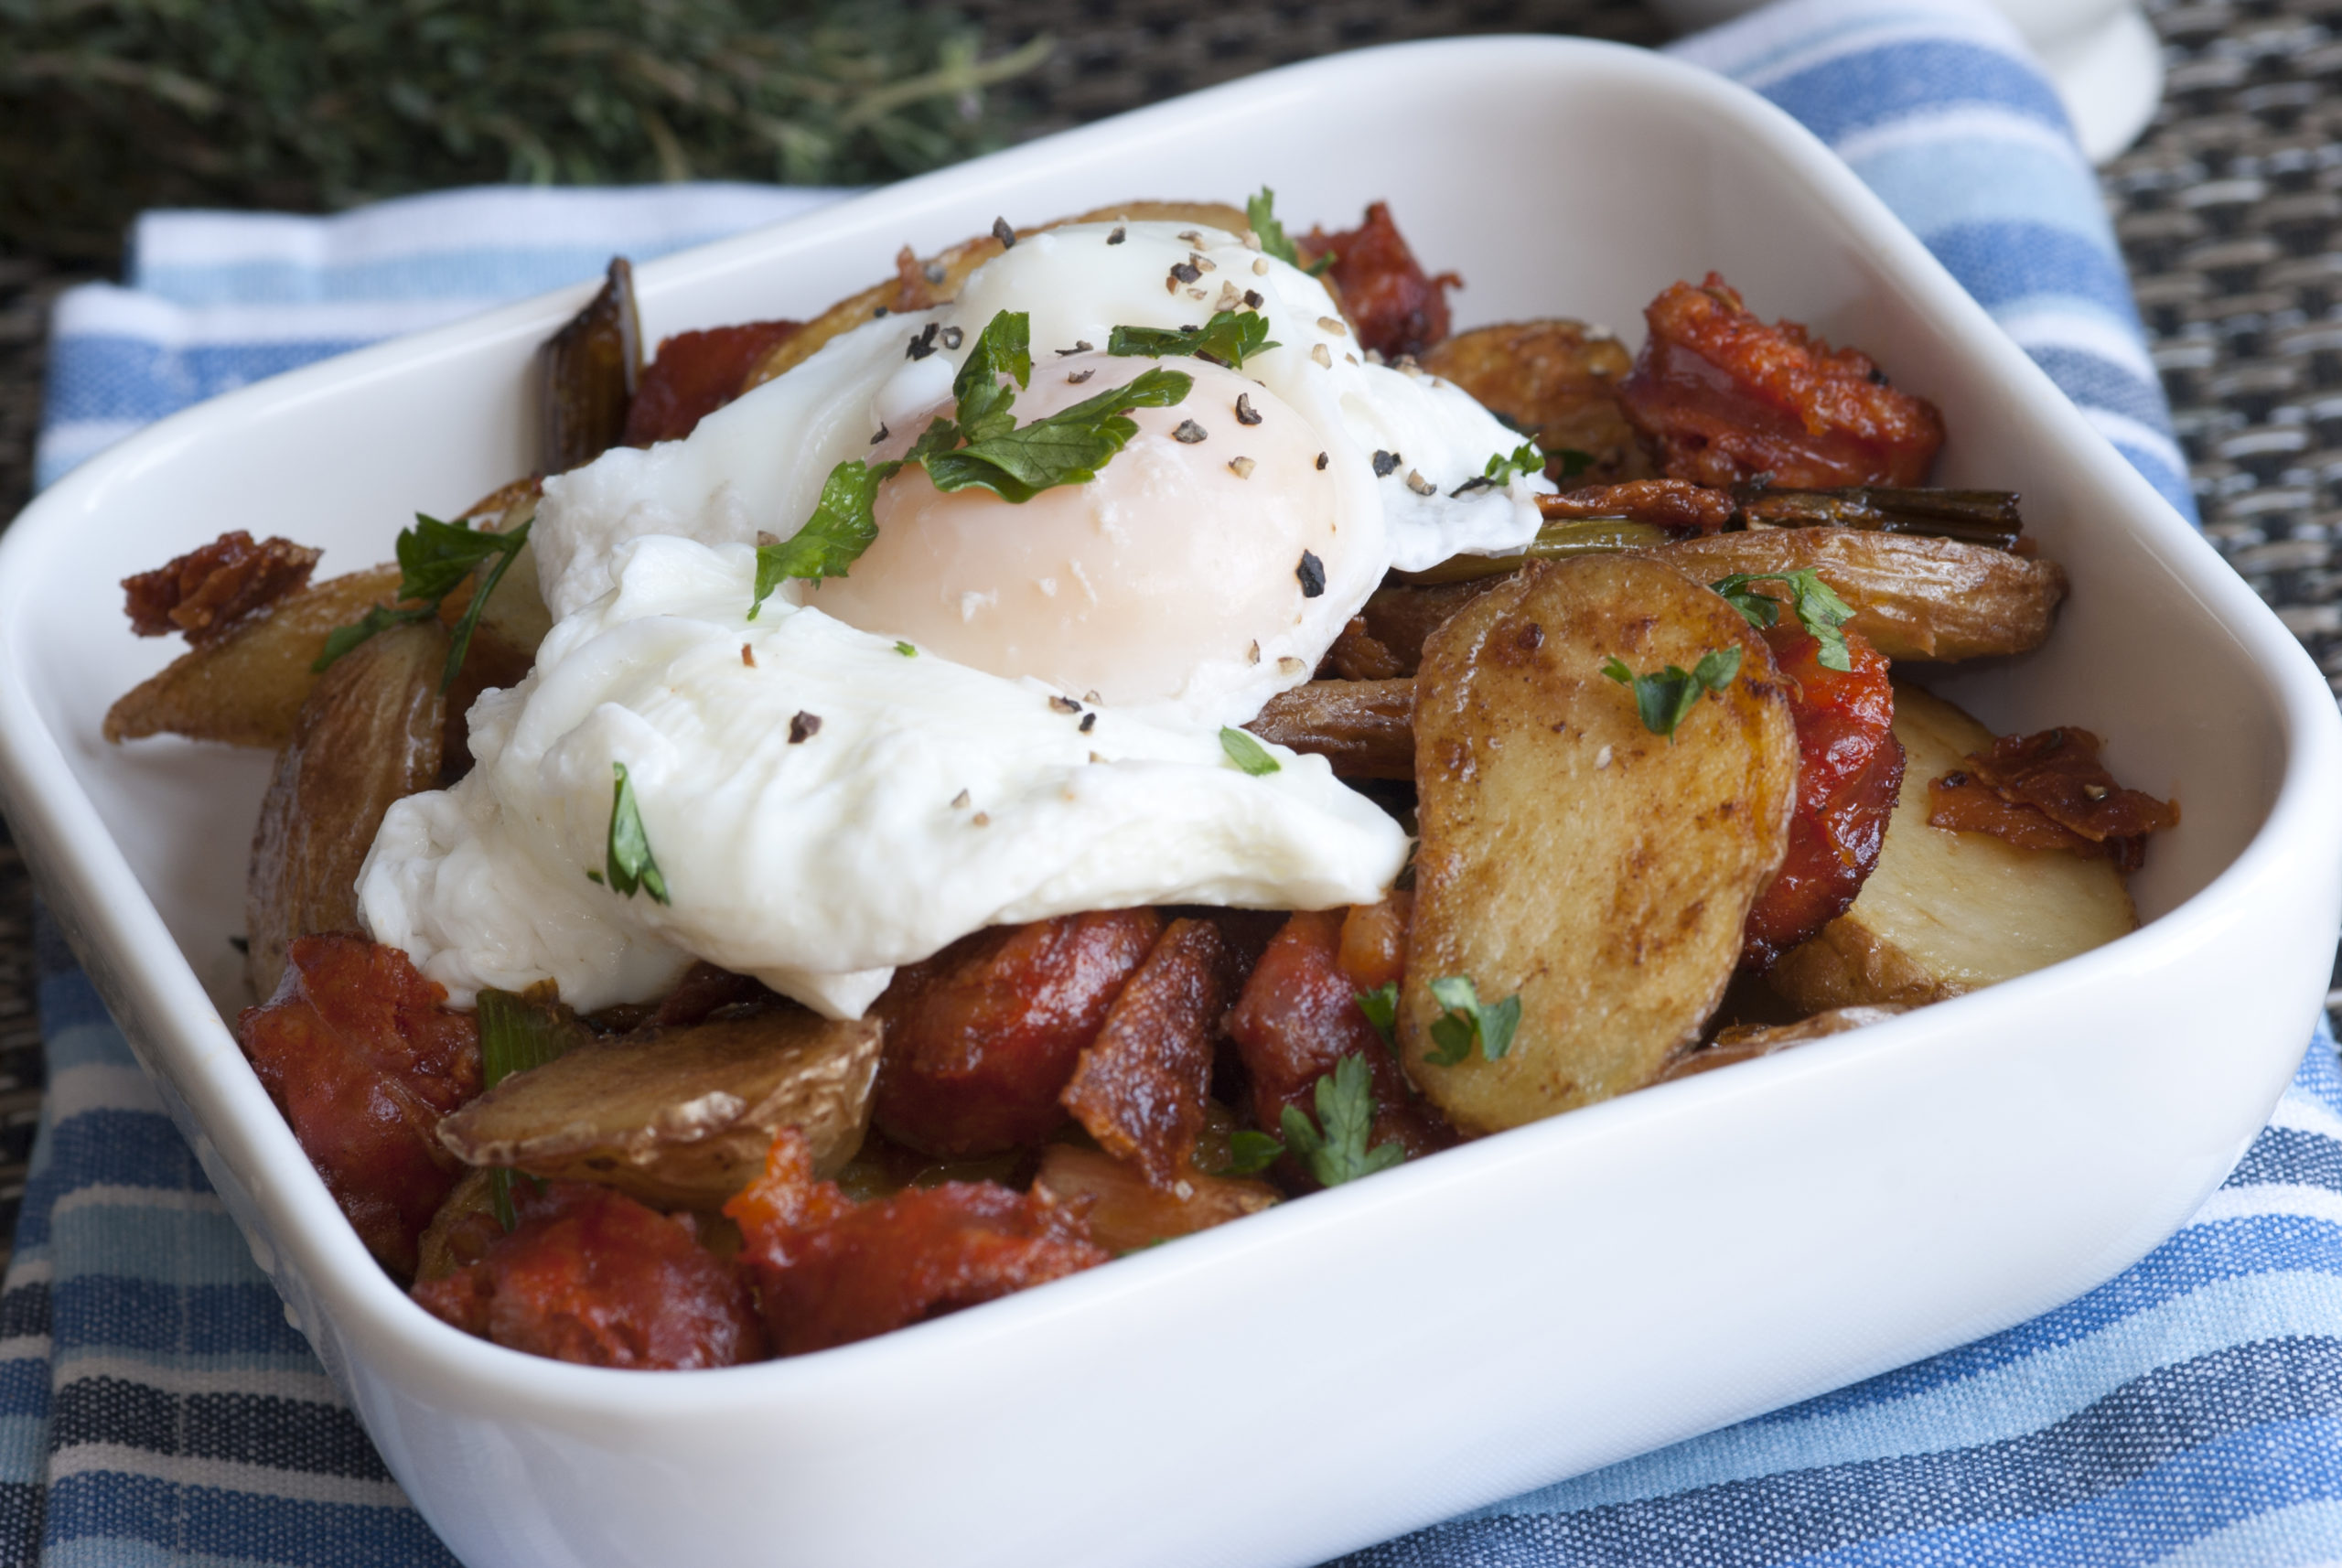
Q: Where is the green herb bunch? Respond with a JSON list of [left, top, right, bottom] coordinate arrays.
[[0, 0, 1047, 260]]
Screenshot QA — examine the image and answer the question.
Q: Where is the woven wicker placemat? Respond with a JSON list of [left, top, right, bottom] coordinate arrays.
[[0, 0, 2333, 1266]]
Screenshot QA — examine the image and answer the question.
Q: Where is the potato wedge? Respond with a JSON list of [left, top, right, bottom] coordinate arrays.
[[1418, 319, 1652, 484], [741, 201, 1256, 394], [246, 620, 446, 999], [1245, 679, 1414, 778], [1767, 684, 2137, 1010], [104, 564, 403, 748], [1653, 529, 2067, 663], [436, 1008, 883, 1208], [1402, 554, 1798, 1133]]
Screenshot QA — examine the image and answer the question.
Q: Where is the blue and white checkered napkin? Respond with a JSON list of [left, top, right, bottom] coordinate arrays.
[[16, 1, 2315, 1563]]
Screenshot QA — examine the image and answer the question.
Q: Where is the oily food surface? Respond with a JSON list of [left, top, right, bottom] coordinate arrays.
[[1617, 274, 1945, 489], [1403, 555, 1799, 1133], [141, 197, 2172, 1368], [122, 530, 321, 647]]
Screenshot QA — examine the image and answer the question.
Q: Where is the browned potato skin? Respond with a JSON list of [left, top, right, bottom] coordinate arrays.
[[245, 620, 446, 999], [436, 1008, 882, 1209], [1340, 528, 2066, 682], [1402, 554, 1798, 1133], [104, 565, 403, 748], [1650, 529, 2068, 663], [1245, 679, 1414, 779], [1654, 1004, 1910, 1084], [740, 201, 1254, 394], [1419, 320, 1653, 484]]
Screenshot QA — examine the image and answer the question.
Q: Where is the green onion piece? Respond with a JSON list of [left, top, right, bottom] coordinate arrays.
[[1219, 726, 1281, 775], [476, 987, 587, 1230], [1391, 519, 1675, 586]]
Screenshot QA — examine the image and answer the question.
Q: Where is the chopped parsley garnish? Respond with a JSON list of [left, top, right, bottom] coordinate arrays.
[[749, 309, 1193, 616], [1213, 1130, 1287, 1178], [924, 366, 1191, 502], [1246, 186, 1335, 277], [1278, 1056, 1404, 1187], [1710, 569, 1857, 672], [602, 761, 670, 904], [894, 640, 918, 657], [1107, 309, 1280, 371], [747, 458, 881, 618], [1485, 439, 1544, 485], [1356, 982, 1400, 1049], [1454, 438, 1547, 497], [1423, 975, 1521, 1067], [313, 510, 533, 692], [1219, 726, 1281, 776], [1602, 646, 1744, 740]]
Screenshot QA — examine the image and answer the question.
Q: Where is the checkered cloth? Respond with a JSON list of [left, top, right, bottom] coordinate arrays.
[[22, 1, 2319, 1563]]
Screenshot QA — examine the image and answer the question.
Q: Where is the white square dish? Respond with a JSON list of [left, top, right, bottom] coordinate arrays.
[[3, 34, 2338, 1568]]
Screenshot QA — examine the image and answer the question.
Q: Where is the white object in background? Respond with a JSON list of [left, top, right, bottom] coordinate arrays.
[[1647, 0, 2166, 164], [0, 37, 2331, 1568]]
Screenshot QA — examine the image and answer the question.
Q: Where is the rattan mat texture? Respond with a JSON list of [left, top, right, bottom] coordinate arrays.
[[0, 0, 2334, 1273]]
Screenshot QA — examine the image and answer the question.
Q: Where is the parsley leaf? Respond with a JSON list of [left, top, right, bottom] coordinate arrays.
[[1107, 310, 1280, 371], [1554, 448, 1595, 480], [1246, 186, 1335, 276], [1422, 974, 1522, 1067], [1278, 1056, 1404, 1187], [313, 603, 437, 671], [1710, 569, 1857, 672], [1219, 726, 1281, 775], [1213, 1130, 1287, 1178], [1356, 982, 1400, 1049], [925, 366, 1192, 503], [1483, 439, 1544, 486], [749, 457, 888, 618], [603, 761, 671, 904], [951, 308, 1031, 441], [746, 312, 1192, 615], [313, 510, 533, 691], [1601, 646, 1744, 740]]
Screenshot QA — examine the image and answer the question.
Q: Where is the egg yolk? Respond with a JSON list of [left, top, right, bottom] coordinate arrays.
[[811, 354, 1343, 714]]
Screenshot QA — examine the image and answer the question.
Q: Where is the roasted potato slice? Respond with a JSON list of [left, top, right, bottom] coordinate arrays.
[[104, 564, 403, 748], [1402, 554, 1798, 1133], [1245, 679, 1414, 778], [1653, 528, 2067, 663], [246, 620, 446, 998], [741, 202, 1256, 394], [1418, 319, 1652, 484], [1767, 685, 2137, 1010], [436, 1008, 883, 1209]]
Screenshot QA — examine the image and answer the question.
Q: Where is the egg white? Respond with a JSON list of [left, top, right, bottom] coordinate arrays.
[[530, 220, 1546, 726], [363, 216, 1545, 1017], [360, 538, 1410, 1017]]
